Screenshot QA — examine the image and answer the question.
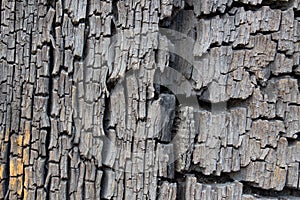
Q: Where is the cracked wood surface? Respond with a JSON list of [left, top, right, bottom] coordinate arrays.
[[1, 0, 300, 199]]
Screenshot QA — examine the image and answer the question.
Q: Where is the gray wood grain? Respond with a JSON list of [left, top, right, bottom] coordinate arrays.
[[1, 0, 300, 199]]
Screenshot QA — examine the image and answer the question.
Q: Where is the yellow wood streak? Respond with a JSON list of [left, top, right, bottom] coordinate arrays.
[[23, 147, 30, 165], [17, 158, 23, 176], [17, 135, 23, 156], [17, 176, 23, 196], [0, 164, 4, 180], [4, 129, 9, 142], [23, 129, 31, 146], [10, 158, 17, 177]]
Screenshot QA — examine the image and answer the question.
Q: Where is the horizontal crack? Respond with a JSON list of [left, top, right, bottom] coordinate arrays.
[[242, 181, 300, 198]]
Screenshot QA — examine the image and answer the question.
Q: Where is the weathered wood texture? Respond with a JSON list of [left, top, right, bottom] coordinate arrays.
[[1, 0, 300, 199]]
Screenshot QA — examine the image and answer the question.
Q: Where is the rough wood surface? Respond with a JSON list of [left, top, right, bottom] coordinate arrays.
[[1, 0, 300, 199]]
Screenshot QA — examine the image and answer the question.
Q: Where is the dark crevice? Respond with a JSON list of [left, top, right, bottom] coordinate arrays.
[[268, 72, 300, 81], [250, 30, 278, 36], [3, 129, 10, 199], [159, 5, 184, 27], [169, 53, 193, 80], [122, 172, 126, 200], [174, 169, 234, 184], [80, 36, 88, 62], [82, 162, 86, 200], [294, 9, 300, 18], [227, 98, 249, 110], [44, 1, 56, 198], [208, 41, 232, 49], [242, 181, 300, 198], [106, 74, 120, 92], [194, 0, 293, 20], [288, 103, 299, 106], [0, 0, 2, 27], [286, 136, 300, 145], [110, 17, 117, 36], [252, 115, 284, 121], [112, 0, 118, 26], [81, 0, 91, 62], [47, 43, 54, 115], [267, 0, 295, 10], [196, 98, 245, 112], [45, 175, 50, 200], [157, 85, 174, 96], [197, 99, 214, 111], [46, 0, 55, 8], [103, 94, 112, 134], [232, 43, 254, 50], [43, 125, 51, 195], [183, 1, 194, 10]]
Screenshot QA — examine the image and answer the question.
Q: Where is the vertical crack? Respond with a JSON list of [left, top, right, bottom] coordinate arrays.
[[3, 129, 10, 199]]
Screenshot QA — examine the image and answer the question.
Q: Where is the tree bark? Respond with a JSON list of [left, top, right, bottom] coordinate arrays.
[[1, 0, 300, 199]]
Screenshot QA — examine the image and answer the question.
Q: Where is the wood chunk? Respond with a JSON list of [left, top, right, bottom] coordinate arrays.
[[148, 94, 176, 141], [227, 108, 247, 148], [285, 106, 300, 138], [157, 181, 177, 200], [271, 53, 293, 75], [74, 23, 85, 57], [287, 162, 299, 188], [174, 106, 196, 172], [101, 169, 116, 199], [157, 143, 174, 179]]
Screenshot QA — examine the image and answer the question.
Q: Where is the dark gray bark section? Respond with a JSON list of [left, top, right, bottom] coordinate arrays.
[[1, 0, 300, 199]]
